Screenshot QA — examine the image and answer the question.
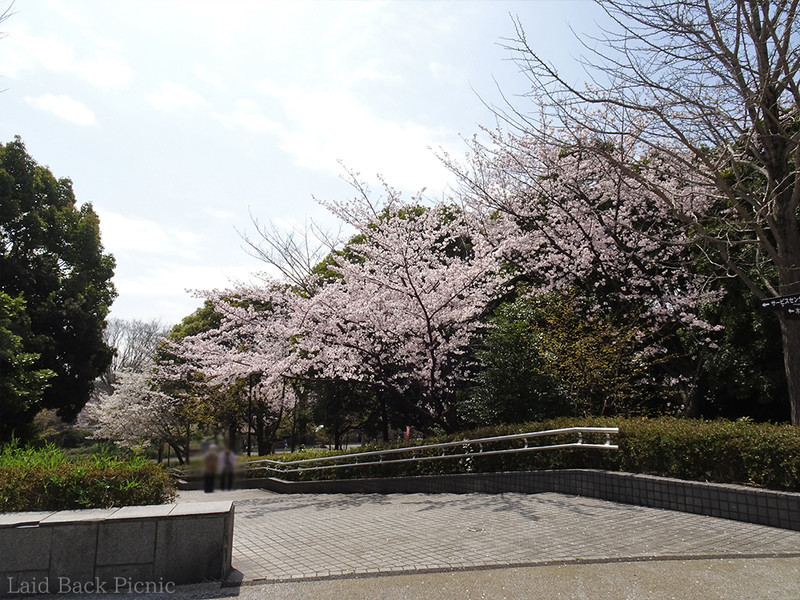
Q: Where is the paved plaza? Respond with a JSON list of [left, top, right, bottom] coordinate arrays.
[[175, 489, 800, 582], [175, 488, 800, 598], [21, 489, 800, 599]]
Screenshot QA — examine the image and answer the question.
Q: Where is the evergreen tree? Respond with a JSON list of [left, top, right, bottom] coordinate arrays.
[[0, 137, 116, 439]]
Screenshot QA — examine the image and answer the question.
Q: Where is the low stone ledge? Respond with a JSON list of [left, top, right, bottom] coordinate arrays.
[[251, 470, 800, 531], [0, 501, 233, 596]]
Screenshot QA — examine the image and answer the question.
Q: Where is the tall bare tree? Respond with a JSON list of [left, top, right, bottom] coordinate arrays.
[[499, 0, 800, 423], [99, 318, 169, 389]]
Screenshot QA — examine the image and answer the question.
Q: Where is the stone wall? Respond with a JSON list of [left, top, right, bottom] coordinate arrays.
[[0, 501, 233, 596]]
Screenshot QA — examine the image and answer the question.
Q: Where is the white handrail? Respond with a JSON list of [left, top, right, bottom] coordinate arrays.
[[245, 426, 619, 477]]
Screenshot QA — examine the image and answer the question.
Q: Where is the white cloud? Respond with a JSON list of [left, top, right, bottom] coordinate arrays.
[[0, 31, 133, 89], [146, 82, 210, 111], [76, 53, 134, 89], [115, 263, 257, 299], [25, 94, 97, 126], [255, 81, 457, 191], [109, 263, 278, 324], [97, 210, 203, 260], [192, 63, 227, 91], [429, 61, 467, 83], [214, 99, 280, 133], [202, 207, 238, 221]]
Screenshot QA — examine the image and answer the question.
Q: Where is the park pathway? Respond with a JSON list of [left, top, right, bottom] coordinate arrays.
[[176, 489, 800, 583]]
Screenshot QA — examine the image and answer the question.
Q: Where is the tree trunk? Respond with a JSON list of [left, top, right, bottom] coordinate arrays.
[[681, 355, 707, 419], [228, 423, 237, 451], [775, 206, 800, 426], [378, 391, 389, 442], [290, 399, 300, 451], [779, 316, 800, 425], [184, 423, 191, 464], [256, 410, 269, 456], [168, 440, 185, 465]]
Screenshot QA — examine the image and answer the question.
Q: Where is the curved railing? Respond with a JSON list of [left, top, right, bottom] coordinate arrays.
[[245, 426, 618, 477], [170, 427, 619, 484]]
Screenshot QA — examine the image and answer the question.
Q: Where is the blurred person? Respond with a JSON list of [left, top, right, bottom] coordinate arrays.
[[203, 444, 219, 493], [221, 445, 236, 490]]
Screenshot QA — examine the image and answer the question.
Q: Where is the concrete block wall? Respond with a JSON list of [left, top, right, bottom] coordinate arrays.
[[0, 501, 233, 596], [251, 469, 800, 531]]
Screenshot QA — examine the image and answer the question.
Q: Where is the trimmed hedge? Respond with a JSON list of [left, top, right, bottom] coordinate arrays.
[[248, 417, 800, 491], [617, 418, 800, 491], [0, 444, 176, 512]]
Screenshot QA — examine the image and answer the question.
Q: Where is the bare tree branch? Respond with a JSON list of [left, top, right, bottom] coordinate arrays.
[[239, 214, 340, 294]]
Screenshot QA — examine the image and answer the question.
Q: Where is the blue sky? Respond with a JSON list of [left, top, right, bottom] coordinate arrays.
[[0, 0, 607, 326]]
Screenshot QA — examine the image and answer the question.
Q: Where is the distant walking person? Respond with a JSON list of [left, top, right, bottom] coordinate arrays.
[[221, 446, 236, 490], [203, 444, 219, 493]]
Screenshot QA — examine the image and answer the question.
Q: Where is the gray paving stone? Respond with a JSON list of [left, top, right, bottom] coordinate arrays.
[[176, 489, 800, 583]]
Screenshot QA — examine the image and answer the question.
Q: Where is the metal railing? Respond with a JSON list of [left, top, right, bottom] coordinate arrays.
[[244, 426, 618, 478]]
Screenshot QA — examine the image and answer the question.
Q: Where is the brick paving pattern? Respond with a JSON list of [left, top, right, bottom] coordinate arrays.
[[177, 490, 800, 582]]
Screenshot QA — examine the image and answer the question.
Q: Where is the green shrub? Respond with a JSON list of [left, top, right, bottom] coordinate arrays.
[[0, 443, 176, 512], [616, 417, 800, 490], [246, 417, 800, 491]]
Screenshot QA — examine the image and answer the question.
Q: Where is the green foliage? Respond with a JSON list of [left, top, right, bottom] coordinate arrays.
[[32, 409, 91, 448], [0, 442, 176, 512], [247, 417, 800, 491], [165, 300, 223, 341], [0, 293, 56, 439], [311, 232, 367, 283], [693, 280, 788, 421], [464, 291, 570, 425], [0, 137, 116, 439], [616, 417, 800, 491], [531, 294, 655, 415], [466, 290, 653, 424]]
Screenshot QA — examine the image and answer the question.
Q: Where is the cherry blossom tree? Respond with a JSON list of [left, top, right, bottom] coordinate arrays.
[[171, 184, 508, 437], [88, 370, 191, 463], [445, 123, 723, 414], [161, 284, 294, 387], [492, 0, 800, 422], [156, 282, 298, 454], [85, 318, 187, 460], [291, 188, 508, 433], [454, 126, 717, 329]]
